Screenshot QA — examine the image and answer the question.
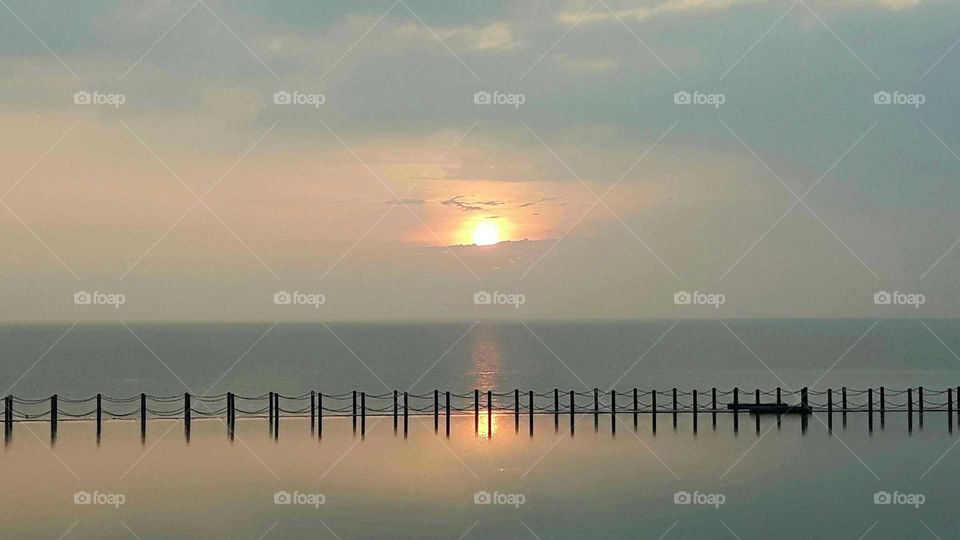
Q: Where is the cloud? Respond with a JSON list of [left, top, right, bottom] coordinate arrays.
[[396, 21, 522, 51], [558, 0, 924, 25], [554, 54, 620, 73], [441, 195, 506, 211]]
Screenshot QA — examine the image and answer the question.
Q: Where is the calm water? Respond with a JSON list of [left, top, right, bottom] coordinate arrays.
[[2, 320, 959, 398], [2, 320, 958, 539]]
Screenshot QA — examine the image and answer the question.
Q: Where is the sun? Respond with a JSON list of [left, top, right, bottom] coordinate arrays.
[[472, 220, 500, 246]]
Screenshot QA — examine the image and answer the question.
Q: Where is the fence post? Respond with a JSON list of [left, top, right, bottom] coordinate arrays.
[[96, 393, 102, 440], [652, 389, 657, 433], [868, 388, 874, 432], [633, 388, 639, 430], [140, 393, 147, 440], [474, 389, 479, 434], [393, 390, 398, 432], [515, 389, 520, 432], [4, 395, 11, 438], [842, 387, 847, 427], [403, 391, 409, 436], [273, 393, 279, 438], [184, 393, 191, 435], [908, 387, 913, 431], [827, 389, 833, 431], [434, 390, 439, 433], [593, 388, 599, 431], [361, 392, 366, 437], [919, 386, 924, 427], [880, 386, 885, 425], [692, 390, 698, 433], [672, 388, 678, 429], [733, 387, 739, 433], [554, 388, 560, 431], [445, 391, 451, 437], [528, 390, 534, 436], [754, 389, 760, 433], [487, 390, 493, 437], [712, 388, 717, 429], [569, 390, 575, 434], [949, 388, 954, 430], [318, 392, 323, 437], [50, 394, 58, 439], [310, 391, 315, 434], [611, 390, 617, 434], [352, 391, 357, 434], [268, 391, 274, 433]]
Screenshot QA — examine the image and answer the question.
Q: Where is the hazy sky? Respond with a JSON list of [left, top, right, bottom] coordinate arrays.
[[1, 0, 959, 321]]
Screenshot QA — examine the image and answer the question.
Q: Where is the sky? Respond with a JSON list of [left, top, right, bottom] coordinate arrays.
[[1, 0, 959, 321]]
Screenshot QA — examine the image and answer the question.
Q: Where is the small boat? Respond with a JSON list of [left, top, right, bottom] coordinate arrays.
[[726, 402, 812, 415]]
